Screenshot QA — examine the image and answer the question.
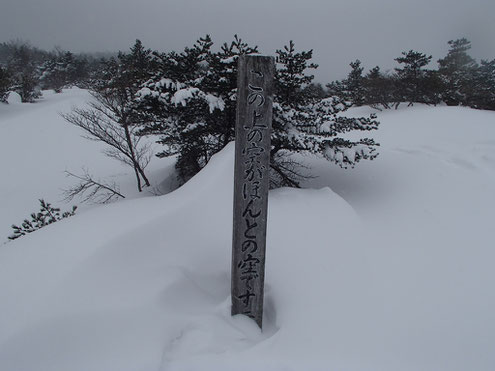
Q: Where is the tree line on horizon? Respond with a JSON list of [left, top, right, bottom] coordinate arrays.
[[1, 37, 494, 110], [0, 41, 113, 103], [326, 38, 495, 111]]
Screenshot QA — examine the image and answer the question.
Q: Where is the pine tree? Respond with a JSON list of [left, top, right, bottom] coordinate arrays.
[[346, 60, 366, 106], [302, 82, 327, 100], [0, 65, 12, 103], [271, 42, 379, 187], [471, 59, 495, 110], [40, 51, 77, 93], [363, 66, 393, 109], [275, 40, 318, 106], [70, 55, 90, 87], [136, 35, 259, 181], [393, 50, 439, 106], [7, 43, 42, 102], [437, 38, 478, 106], [325, 79, 346, 100]]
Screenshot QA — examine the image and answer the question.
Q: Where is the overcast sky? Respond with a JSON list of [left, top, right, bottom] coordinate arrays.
[[1, 0, 494, 81]]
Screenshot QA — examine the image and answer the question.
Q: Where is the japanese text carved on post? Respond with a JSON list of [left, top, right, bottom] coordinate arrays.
[[232, 55, 274, 329]]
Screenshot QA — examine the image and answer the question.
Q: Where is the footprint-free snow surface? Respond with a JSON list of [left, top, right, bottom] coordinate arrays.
[[1, 90, 494, 371]]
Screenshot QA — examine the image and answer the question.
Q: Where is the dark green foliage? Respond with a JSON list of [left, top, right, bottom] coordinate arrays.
[[328, 60, 367, 107], [0, 65, 12, 103], [271, 43, 379, 187], [327, 38, 493, 111], [362, 66, 393, 109], [275, 40, 318, 106], [1, 41, 97, 97], [40, 51, 87, 93], [6, 42, 42, 102], [137, 35, 259, 181], [8, 199, 77, 241], [437, 38, 478, 106], [345, 60, 366, 106], [393, 50, 440, 106], [471, 59, 495, 110], [136, 37, 379, 187], [0, 40, 51, 67], [302, 82, 327, 100]]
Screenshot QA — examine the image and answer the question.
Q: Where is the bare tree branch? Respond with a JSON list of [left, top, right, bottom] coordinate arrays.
[[63, 169, 125, 204]]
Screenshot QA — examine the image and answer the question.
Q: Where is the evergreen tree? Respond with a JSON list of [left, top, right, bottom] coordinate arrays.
[[275, 40, 318, 106], [40, 51, 78, 93], [0, 65, 12, 103], [137, 35, 259, 180], [70, 55, 90, 87], [393, 50, 435, 106], [363, 66, 393, 109], [7, 43, 42, 102], [437, 38, 478, 106], [325, 79, 346, 100], [271, 42, 379, 187], [302, 82, 327, 100], [348, 59, 365, 105], [471, 59, 495, 110]]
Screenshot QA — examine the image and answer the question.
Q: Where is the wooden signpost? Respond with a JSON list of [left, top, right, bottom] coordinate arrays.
[[231, 55, 274, 329]]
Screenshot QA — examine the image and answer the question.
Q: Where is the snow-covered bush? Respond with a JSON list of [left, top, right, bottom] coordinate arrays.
[[136, 36, 379, 186], [136, 35, 257, 181]]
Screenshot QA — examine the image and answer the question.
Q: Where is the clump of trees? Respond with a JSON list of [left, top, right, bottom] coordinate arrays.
[[60, 36, 378, 190], [40, 50, 89, 93], [330, 38, 495, 111], [0, 40, 106, 103], [129, 36, 379, 187], [6, 43, 43, 102]]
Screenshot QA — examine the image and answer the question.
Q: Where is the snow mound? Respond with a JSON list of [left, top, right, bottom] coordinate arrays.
[[7, 91, 22, 104], [0, 142, 361, 371]]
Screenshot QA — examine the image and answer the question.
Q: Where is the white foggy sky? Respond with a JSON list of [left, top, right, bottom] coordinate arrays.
[[1, 0, 494, 81]]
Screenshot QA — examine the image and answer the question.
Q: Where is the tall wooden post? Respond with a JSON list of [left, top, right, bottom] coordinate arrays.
[[232, 55, 274, 329]]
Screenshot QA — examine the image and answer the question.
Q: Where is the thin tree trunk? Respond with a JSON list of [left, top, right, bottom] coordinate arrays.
[[137, 166, 150, 187], [123, 123, 143, 192]]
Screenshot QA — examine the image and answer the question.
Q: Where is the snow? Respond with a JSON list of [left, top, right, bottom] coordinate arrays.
[[220, 56, 237, 64], [204, 93, 225, 113], [171, 87, 200, 106], [0, 88, 175, 241], [1, 91, 495, 370], [7, 91, 22, 104], [170, 87, 225, 113]]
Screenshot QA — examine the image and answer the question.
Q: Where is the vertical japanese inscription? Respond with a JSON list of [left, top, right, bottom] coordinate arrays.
[[232, 55, 274, 329]]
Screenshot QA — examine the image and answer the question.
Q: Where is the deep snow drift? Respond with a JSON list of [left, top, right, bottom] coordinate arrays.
[[0, 90, 494, 371]]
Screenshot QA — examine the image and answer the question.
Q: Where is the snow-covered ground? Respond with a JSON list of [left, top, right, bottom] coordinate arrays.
[[0, 90, 494, 371]]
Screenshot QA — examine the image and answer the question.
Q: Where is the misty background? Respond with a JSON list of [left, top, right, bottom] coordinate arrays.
[[1, 0, 494, 81]]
